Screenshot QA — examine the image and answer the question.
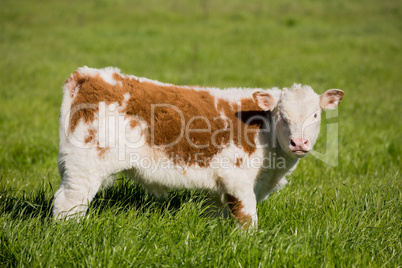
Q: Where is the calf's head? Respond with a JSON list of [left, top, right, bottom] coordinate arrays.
[[253, 84, 344, 158]]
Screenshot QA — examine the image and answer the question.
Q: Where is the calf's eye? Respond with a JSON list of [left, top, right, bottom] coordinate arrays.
[[314, 113, 318, 118]]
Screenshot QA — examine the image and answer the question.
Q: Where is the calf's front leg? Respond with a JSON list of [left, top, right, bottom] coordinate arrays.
[[226, 192, 257, 229]]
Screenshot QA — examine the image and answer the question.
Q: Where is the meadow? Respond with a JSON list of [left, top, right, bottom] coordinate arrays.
[[0, 0, 401, 267]]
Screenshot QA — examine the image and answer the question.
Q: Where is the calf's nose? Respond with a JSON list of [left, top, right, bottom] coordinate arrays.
[[289, 138, 310, 151]]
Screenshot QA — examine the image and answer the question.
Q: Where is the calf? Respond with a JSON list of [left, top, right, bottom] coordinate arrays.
[[53, 66, 344, 227]]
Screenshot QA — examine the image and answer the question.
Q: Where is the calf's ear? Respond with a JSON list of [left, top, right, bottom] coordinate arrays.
[[320, 89, 344, 110], [252, 91, 277, 111]]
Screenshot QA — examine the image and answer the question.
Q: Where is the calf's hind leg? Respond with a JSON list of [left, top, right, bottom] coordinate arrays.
[[53, 157, 108, 219], [53, 177, 105, 219]]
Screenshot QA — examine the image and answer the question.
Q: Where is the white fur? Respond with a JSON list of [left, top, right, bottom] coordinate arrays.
[[53, 67, 343, 227]]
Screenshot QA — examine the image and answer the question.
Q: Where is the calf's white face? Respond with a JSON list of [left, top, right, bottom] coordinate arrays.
[[253, 84, 344, 158]]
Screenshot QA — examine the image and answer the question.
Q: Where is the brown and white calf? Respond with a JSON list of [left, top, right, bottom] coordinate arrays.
[[53, 66, 344, 227]]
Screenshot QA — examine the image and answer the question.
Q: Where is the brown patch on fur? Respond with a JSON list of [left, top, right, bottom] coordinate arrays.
[[97, 145, 109, 158], [84, 128, 97, 144], [226, 194, 252, 228], [67, 72, 128, 133], [215, 98, 266, 155], [235, 157, 243, 167], [82, 127, 108, 157], [66, 70, 266, 166]]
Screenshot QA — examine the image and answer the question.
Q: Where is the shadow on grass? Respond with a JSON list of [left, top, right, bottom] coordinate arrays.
[[0, 183, 54, 220], [0, 178, 211, 220], [90, 178, 209, 216], [0, 179, 217, 266]]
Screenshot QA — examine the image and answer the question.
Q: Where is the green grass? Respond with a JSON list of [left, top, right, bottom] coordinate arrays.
[[0, 0, 401, 266]]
